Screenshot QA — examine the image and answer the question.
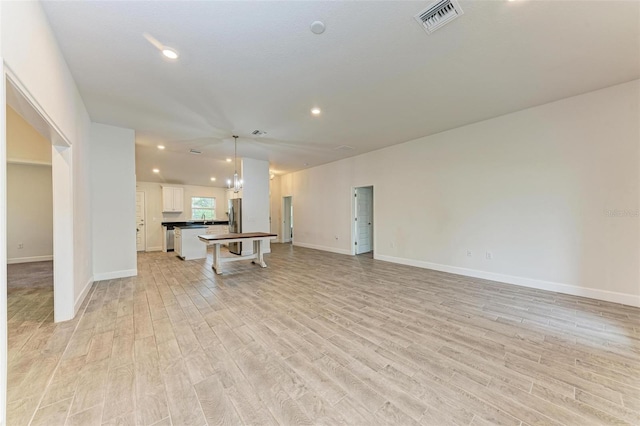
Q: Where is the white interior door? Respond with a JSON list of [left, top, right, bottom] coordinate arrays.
[[282, 196, 292, 243], [355, 187, 373, 254], [136, 191, 146, 251]]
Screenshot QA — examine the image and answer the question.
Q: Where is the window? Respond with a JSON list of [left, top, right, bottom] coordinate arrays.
[[191, 197, 215, 220]]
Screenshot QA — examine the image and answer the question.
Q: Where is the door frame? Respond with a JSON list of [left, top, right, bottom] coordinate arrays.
[[351, 185, 374, 255], [282, 196, 292, 243], [4, 69, 75, 324], [136, 190, 146, 252]]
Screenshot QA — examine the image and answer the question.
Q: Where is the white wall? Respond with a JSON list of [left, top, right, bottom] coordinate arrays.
[[270, 175, 282, 240], [7, 164, 53, 262], [242, 158, 271, 254], [91, 123, 136, 280], [135, 181, 227, 251], [0, 12, 7, 425], [1, 1, 94, 421], [2, 1, 93, 311], [274, 80, 640, 307], [6, 104, 53, 263]]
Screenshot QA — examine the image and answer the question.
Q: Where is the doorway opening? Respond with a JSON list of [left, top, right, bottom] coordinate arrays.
[[353, 186, 374, 255], [282, 196, 293, 243], [6, 102, 54, 326], [4, 74, 75, 323], [136, 191, 146, 251]]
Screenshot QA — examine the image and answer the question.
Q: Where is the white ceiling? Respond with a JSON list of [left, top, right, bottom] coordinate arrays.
[[41, 1, 640, 187]]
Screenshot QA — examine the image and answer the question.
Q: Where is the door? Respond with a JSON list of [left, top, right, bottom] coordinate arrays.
[[136, 191, 146, 251], [355, 186, 373, 254], [282, 196, 292, 243]]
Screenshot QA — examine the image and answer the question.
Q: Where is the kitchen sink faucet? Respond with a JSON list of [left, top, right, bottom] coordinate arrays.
[[202, 212, 207, 224]]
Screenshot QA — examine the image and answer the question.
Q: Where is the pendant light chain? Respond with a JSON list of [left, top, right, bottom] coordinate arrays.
[[232, 135, 242, 193]]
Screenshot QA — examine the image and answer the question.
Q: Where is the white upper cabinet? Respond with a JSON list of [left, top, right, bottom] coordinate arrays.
[[162, 186, 184, 212]]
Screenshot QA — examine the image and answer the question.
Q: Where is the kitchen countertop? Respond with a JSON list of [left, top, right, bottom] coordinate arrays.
[[162, 221, 229, 230]]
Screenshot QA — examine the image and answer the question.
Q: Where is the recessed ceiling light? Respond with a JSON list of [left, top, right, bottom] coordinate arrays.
[[311, 107, 321, 115], [157, 145, 165, 150], [310, 21, 326, 35], [210, 177, 216, 181], [226, 158, 232, 162], [152, 168, 160, 173], [162, 48, 179, 59]]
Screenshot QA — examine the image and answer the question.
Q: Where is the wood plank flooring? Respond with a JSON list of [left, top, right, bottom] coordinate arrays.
[[7, 244, 640, 425]]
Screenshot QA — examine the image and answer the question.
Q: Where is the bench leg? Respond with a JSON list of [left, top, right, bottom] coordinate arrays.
[[255, 240, 267, 268], [212, 244, 222, 274]]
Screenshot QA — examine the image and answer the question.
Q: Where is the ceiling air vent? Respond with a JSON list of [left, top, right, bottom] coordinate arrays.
[[189, 149, 202, 155], [252, 130, 267, 136], [334, 145, 354, 151], [414, 0, 464, 34]]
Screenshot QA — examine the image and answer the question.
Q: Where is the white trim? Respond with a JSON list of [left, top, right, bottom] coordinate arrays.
[[74, 276, 94, 315], [93, 269, 137, 281], [293, 241, 352, 256], [6, 158, 51, 166], [282, 196, 292, 244], [4, 69, 72, 146], [1, 55, 9, 426], [7, 255, 53, 264], [145, 246, 163, 252], [375, 254, 640, 308], [136, 190, 146, 252]]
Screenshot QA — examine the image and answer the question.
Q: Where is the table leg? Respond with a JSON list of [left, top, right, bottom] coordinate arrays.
[[213, 243, 222, 274], [256, 239, 267, 268]]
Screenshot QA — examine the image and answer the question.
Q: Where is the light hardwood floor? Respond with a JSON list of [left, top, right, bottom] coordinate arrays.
[[7, 244, 640, 425]]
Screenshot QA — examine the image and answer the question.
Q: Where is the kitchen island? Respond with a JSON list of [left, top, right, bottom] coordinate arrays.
[[174, 225, 207, 260], [162, 221, 229, 253]]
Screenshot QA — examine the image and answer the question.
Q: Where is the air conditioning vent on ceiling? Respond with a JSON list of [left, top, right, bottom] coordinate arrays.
[[414, 0, 463, 34], [252, 130, 267, 136], [334, 145, 354, 151], [189, 149, 202, 155]]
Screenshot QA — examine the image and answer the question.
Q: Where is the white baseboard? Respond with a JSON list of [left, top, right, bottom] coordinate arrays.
[[375, 254, 640, 308], [7, 255, 53, 264], [145, 246, 162, 252], [93, 269, 138, 281], [74, 276, 94, 315], [293, 242, 352, 256]]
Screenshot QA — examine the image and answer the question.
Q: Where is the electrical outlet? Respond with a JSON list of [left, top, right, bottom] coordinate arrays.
[[18, 243, 24, 249], [466, 250, 472, 257], [486, 251, 492, 260]]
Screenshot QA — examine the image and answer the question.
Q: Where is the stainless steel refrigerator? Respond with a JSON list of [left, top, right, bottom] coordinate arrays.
[[228, 198, 242, 255]]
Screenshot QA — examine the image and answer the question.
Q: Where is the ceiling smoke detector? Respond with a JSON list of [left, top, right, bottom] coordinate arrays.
[[414, 0, 464, 34]]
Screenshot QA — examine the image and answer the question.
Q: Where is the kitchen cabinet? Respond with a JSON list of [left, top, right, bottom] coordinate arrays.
[[162, 186, 184, 212], [205, 225, 229, 235], [226, 189, 242, 201]]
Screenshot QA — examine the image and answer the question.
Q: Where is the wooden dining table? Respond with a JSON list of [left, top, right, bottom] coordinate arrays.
[[198, 232, 277, 274]]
